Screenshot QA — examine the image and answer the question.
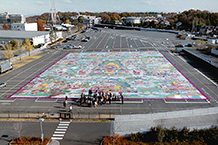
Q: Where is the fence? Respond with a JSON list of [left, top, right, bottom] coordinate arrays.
[[0, 111, 117, 120]]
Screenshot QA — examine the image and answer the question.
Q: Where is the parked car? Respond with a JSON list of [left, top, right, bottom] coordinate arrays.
[[50, 45, 58, 49], [62, 40, 67, 43], [0, 82, 7, 88], [66, 37, 72, 40], [81, 38, 89, 42], [81, 30, 86, 33], [73, 45, 83, 49], [56, 43, 62, 46]]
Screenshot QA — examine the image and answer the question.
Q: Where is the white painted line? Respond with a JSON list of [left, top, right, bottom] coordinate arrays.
[[59, 123, 69, 125], [60, 122, 70, 124], [164, 101, 210, 104], [56, 129, 67, 131], [108, 100, 143, 104], [57, 126, 68, 128], [106, 46, 108, 48], [178, 56, 187, 63], [51, 137, 63, 140], [35, 99, 58, 103], [130, 45, 132, 48], [194, 68, 218, 87], [54, 131, 65, 134], [0, 99, 16, 102], [53, 134, 65, 137]]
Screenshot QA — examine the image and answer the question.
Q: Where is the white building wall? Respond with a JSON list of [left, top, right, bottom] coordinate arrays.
[[24, 23, 37, 31]]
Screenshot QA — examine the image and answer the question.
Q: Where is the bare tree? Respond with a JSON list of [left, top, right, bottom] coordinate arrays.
[[16, 40, 25, 60], [3, 44, 14, 62]]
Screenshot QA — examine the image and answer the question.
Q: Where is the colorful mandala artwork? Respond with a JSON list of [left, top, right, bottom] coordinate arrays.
[[10, 51, 207, 100]]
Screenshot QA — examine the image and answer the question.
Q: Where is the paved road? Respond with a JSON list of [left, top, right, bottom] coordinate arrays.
[[0, 28, 217, 115], [0, 120, 110, 145]]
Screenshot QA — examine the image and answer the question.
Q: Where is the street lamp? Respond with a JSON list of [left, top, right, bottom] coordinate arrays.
[[39, 118, 44, 143]]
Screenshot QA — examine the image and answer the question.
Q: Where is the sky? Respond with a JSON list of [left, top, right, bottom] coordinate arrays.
[[1, 0, 218, 16]]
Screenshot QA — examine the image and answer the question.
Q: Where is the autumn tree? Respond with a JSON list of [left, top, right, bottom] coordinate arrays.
[[111, 13, 121, 21], [101, 14, 111, 23], [8, 39, 18, 50], [3, 44, 14, 62], [23, 39, 33, 56], [37, 19, 45, 31], [65, 19, 70, 24], [3, 22, 9, 30]]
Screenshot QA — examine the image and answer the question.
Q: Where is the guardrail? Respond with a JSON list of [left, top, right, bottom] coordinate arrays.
[[0, 111, 117, 120]]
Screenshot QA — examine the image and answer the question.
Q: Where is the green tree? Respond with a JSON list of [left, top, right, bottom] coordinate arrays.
[[23, 39, 33, 56], [78, 16, 85, 23], [3, 44, 14, 62]]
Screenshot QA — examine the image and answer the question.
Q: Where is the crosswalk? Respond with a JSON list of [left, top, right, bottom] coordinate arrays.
[[51, 121, 70, 140]]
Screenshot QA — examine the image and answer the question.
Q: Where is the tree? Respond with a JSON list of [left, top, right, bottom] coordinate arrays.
[[8, 39, 18, 50], [78, 16, 85, 23], [102, 14, 111, 23], [111, 13, 121, 22], [37, 19, 45, 31], [3, 44, 14, 62], [23, 39, 33, 56], [3, 22, 9, 30], [65, 19, 70, 24], [16, 40, 25, 60]]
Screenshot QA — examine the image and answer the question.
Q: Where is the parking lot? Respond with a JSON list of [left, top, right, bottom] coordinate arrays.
[[0, 28, 217, 116]]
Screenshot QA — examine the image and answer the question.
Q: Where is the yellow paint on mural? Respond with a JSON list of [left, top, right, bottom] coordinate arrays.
[[42, 83, 49, 87], [108, 62, 119, 68], [114, 86, 121, 89]]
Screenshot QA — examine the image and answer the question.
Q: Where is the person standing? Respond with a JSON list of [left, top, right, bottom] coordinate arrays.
[[120, 94, 124, 104]]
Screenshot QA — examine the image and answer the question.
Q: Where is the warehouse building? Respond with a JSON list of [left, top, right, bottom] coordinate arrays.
[[0, 30, 62, 46]]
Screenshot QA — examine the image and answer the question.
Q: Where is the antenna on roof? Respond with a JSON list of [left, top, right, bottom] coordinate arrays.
[[50, 0, 59, 25]]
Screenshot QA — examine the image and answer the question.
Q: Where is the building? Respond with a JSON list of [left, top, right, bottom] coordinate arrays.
[[0, 12, 26, 23], [122, 17, 141, 25], [0, 30, 62, 46], [83, 16, 101, 28], [11, 23, 37, 31]]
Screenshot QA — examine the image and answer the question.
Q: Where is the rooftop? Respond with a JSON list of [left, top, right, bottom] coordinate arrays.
[[0, 30, 49, 39]]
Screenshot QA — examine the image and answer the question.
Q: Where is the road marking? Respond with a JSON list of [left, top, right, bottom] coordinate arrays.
[[54, 131, 66, 134], [35, 98, 58, 102], [57, 126, 68, 128], [106, 46, 108, 48], [56, 129, 67, 131], [163, 99, 210, 104], [53, 134, 64, 137], [130, 45, 132, 48], [51, 137, 63, 140], [52, 121, 70, 140], [0, 99, 16, 102]]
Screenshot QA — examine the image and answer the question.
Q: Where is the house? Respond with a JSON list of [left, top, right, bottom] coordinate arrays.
[[122, 17, 141, 25]]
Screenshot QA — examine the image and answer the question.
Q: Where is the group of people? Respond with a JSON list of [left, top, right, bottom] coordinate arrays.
[[80, 89, 124, 107]]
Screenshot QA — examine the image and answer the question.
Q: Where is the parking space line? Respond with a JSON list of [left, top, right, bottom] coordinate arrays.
[[163, 99, 210, 104], [35, 98, 58, 102], [0, 99, 17, 102]]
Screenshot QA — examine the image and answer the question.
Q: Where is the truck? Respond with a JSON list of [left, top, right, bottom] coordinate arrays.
[[0, 61, 13, 74]]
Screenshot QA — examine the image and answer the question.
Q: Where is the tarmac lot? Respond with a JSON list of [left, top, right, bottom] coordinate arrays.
[[0, 28, 218, 116]]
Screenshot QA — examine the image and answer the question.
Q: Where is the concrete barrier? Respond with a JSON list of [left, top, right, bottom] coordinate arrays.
[[114, 107, 218, 136]]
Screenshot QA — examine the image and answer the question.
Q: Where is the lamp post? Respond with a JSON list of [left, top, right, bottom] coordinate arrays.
[[39, 118, 44, 143]]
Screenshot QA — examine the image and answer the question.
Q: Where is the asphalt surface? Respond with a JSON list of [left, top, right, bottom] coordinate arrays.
[[0, 28, 217, 114], [0, 120, 110, 145], [0, 28, 218, 144]]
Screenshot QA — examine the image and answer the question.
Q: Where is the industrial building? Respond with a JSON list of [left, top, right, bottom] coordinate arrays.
[[0, 12, 26, 23], [0, 30, 62, 46], [11, 23, 37, 31]]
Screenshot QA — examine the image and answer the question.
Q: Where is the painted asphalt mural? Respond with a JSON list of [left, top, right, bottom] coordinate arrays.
[[10, 51, 206, 100]]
